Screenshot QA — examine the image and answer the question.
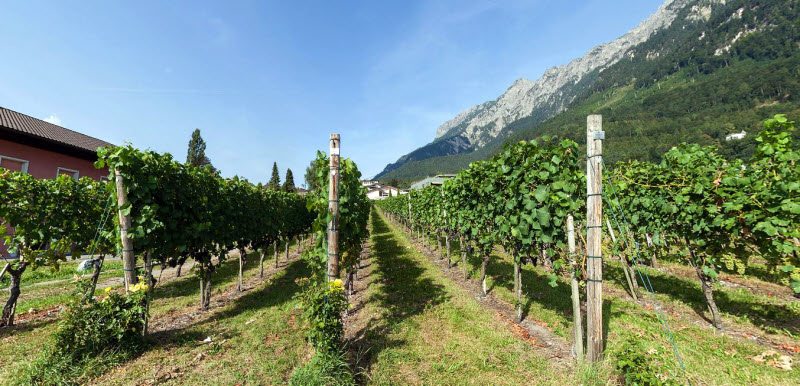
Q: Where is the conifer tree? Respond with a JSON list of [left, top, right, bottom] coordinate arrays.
[[267, 162, 281, 190], [186, 129, 214, 170], [283, 168, 296, 192]]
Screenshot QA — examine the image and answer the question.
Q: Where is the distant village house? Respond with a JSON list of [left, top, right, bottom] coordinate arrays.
[[409, 174, 455, 190], [361, 180, 407, 200]]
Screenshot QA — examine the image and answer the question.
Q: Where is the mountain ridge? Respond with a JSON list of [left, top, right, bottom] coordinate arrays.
[[376, 0, 701, 179], [377, 0, 800, 182]]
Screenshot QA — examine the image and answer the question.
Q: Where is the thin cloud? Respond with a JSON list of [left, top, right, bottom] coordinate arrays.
[[89, 87, 230, 95], [43, 115, 62, 125]]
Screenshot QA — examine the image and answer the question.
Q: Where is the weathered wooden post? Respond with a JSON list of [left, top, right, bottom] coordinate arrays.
[[442, 188, 451, 266], [327, 133, 341, 281], [114, 167, 137, 292], [237, 248, 244, 292], [407, 194, 412, 231], [567, 215, 583, 360], [259, 249, 266, 279], [585, 114, 604, 362]]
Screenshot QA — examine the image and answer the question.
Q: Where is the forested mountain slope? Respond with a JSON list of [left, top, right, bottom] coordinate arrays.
[[377, 0, 800, 182]]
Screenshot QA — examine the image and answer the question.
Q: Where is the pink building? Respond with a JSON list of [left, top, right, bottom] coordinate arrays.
[[0, 106, 111, 179], [1, 106, 113, 257]]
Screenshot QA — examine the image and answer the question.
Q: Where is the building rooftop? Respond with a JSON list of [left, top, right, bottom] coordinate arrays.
[[409, 174, 455, 190], [0, 106, 113, 157]]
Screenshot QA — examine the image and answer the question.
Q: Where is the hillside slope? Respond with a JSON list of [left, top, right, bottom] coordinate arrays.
[[376, 0, 800, 182]]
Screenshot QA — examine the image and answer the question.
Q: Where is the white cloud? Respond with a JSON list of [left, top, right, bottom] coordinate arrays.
[[43, 115, 62, 125]]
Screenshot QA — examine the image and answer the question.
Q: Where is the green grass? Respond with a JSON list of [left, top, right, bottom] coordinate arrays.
[[1, 259, 126, 315], [2, 218, 797, 385], [0, 243, 311, 385], [1, 259, 124, 288], [90, 259, 312, 385], [356, 211, 587, 385], [400, 219, 800, 385]]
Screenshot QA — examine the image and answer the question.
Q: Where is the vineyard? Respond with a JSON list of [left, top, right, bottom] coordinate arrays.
[[0, 115, 799, 385], [374, 114, 799, 383], [0, 139, 370, 385]]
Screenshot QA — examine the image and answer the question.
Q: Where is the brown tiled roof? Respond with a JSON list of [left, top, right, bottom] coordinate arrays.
[[0, 106, 113, 153]]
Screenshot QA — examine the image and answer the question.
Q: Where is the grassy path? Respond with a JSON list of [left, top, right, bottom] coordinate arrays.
[[92, 244, 312, 386], [0, 240, 311, 385], [347, 210, 584, 385], [382, 213, 800, 385]]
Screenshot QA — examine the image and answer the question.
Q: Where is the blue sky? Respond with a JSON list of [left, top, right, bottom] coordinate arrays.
[[0, 0, 663, 183]]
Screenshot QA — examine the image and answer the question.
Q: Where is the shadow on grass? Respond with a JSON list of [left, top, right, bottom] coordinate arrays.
[[610, 264, 800, 334], [468, 243, 799, 336], [148, 258, 310, 347], [654, 250, 779, 285], [350, 211, 449, 383], [0, 317, 59, 338], [152, 253, 261, 302], [7, 254, 300, 384]]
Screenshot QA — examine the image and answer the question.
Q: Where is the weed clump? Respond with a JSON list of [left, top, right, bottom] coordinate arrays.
[[19, 280, 147, 385]]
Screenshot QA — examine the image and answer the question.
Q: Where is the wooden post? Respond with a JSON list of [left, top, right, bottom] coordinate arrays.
[[327, 133, 341, 281], [585, 114, 604, 362], [514, 254, 522, 322], [114, 168, 137, 292], [568, 215, 584, 360], [237, 249, 244, 292], [461, 237, 468, 279], [142, 252, 153, 335], [407, 194, 412, 231], [259, 250, 265, 279]]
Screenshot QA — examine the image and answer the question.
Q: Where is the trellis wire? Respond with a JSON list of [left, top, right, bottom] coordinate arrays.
[[595, 157, 689, 381]]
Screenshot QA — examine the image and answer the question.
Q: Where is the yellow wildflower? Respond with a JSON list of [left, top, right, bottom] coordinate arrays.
[[329, 278, 344, 292], [104, 287, 113, 293], [130, 281, 149, 293]]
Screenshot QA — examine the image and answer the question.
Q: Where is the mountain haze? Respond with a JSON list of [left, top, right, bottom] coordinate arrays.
[[376, 0, 800, 182]]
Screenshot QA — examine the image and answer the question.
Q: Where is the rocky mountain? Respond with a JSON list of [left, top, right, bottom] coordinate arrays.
[[375, 0, 799, 182], [376, 0, 698, 179], [433, 0, 694, 146]]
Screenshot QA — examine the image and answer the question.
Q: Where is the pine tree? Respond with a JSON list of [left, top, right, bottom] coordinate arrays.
[[186, 129, 214, 170], [283, 168, 296, 192], [267, 162, 281, 190]]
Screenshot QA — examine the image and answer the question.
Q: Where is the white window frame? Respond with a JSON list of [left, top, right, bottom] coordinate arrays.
[[0, 154, 30, 173], [56, 167, 80, 179]]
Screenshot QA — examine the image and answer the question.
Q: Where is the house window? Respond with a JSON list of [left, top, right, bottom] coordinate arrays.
[[0, 155, 30, 173], [56, 167, 80, 179]]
